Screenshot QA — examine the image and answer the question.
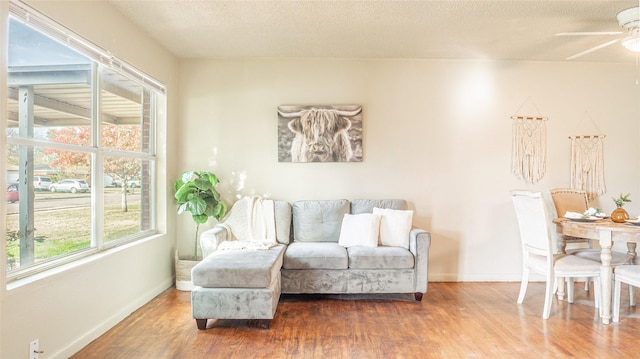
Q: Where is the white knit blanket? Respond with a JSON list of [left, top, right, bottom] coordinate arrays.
[[218, 196, 277, 251]]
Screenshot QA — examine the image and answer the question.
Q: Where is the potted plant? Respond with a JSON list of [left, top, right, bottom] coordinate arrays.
[[611, 193, 631, 223], [174, 171, 227, 290]]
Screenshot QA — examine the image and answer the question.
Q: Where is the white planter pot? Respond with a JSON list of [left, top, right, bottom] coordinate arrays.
[[175, 251, 199, 291]]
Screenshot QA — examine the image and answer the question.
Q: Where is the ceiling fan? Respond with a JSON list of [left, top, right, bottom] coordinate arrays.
[[556, 6, 640, 60]]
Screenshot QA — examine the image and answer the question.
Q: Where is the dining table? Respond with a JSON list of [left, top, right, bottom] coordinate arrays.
[[553, 217, 639, 324]]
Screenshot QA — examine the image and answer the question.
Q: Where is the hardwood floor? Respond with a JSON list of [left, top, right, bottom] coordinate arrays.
[[71, 282, 640, 358]]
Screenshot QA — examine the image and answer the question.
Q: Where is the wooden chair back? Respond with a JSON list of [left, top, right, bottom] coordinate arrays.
[[549, 188, 589, 218]]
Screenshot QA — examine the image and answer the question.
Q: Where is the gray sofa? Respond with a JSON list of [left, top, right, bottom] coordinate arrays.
[[191, 199, 431, 329]]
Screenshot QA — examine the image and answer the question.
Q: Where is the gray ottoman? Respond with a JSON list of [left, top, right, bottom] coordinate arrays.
[[191, 244, 286, 329]]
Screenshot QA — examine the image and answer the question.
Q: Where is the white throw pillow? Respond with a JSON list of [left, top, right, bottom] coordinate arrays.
[[373, 207, 413, 248], [338, 213, 381, 248]]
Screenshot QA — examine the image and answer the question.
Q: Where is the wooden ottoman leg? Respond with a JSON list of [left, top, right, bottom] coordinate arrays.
[[196, 319, 208, 330], [415, 292, 423, 301]]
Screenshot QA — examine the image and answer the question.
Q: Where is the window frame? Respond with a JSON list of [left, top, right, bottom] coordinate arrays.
[[4, 0, 164, 282]]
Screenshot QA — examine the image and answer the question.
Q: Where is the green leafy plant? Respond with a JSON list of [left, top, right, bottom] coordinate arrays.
[[613, 193, 631, 208], [174, 171, 227, 260]]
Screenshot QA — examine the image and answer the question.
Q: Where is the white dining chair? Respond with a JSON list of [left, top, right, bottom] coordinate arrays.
[[612, 265, 640, 322], [512, 190, 602, 319]]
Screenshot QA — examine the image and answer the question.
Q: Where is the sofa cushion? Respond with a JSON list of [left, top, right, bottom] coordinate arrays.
[[347, 246, 415, 269], [283, 242, 348, 269], [338, 213, 381, 248], [373, 207, 413, 248], [350, 199, 407, 214], [191, 244, 286, 288], [292, 199, 349, 242], [274, 200, 292, 244]]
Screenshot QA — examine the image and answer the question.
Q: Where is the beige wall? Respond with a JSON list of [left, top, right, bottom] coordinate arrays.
[[177, 58, 640, 281], [1, 0, 639, 357], [0, 1, 178, 358]]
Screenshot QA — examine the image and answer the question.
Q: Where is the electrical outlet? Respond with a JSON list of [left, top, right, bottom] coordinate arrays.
[[29, 339, 39, 359]]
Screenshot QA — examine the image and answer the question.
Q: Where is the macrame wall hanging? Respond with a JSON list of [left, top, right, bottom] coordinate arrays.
[[511, 98, 548, 184], [569, 114, 606, 199], [511, 116, 547, 184]]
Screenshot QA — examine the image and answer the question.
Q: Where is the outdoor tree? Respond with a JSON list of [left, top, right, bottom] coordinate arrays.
[[6, 128, 54, 168], [6, 129, 20, 165], [46, 124, 141, 212], [46, 127, 91, 174], [102, 124, 142, 212]]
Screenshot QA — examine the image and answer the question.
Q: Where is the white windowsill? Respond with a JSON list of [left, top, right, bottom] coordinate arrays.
[[6, 233, 164, 291]]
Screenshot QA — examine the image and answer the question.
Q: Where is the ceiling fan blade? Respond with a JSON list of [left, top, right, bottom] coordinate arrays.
[[565, 38, 621, 60], [555, 31, 623, 36]]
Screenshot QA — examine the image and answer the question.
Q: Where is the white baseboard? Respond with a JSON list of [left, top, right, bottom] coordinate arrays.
[[49, 278, 174, 359]]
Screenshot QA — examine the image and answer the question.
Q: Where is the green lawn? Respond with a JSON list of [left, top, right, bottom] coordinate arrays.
[[6, 203, 141, 269]]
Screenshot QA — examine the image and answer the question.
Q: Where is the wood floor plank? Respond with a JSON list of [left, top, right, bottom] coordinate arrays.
[[70, 282, 640, 358]]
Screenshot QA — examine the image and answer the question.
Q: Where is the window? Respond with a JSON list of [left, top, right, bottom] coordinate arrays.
[[4, 2, 164, 279]]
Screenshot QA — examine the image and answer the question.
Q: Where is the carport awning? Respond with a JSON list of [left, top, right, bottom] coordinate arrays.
[[7, 64, 143, 128]]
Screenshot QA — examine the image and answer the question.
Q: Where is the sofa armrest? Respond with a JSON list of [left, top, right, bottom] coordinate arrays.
[[200, 225, 230, 258], [409, 228, 431, 294]]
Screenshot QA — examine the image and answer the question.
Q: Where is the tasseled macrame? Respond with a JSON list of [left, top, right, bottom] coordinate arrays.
[[511, 117, 547, 184], [571, 137, 606, 199]]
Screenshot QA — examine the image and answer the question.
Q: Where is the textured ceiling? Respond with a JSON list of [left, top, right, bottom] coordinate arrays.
[[107, 0, 640, 62]]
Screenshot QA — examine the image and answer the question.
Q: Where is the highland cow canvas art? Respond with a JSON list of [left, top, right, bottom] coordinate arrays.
[[277, 105, 363, 163]]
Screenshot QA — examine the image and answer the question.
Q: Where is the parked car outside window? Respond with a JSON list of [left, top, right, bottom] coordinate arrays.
[[49, 179, 90, 193], [6, 183, 19, 203], [33, 176, 52, 191]]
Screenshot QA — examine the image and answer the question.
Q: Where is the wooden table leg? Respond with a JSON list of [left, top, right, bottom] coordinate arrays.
[[599, 230, 613, 324], [627, 242, 637, 259], [557, 235, 567, 253]]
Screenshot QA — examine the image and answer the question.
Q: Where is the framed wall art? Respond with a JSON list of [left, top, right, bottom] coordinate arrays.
[[277, 105, 363, 163]]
